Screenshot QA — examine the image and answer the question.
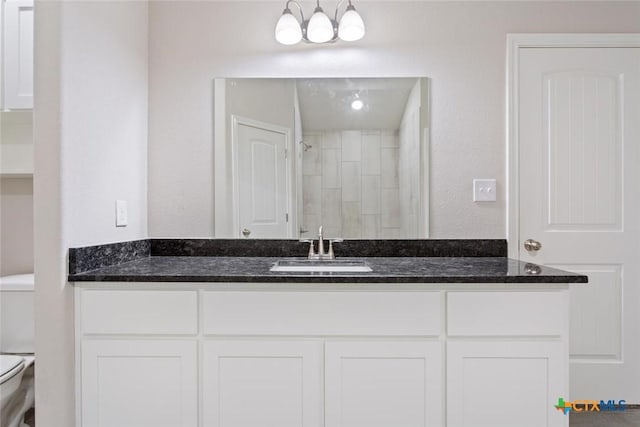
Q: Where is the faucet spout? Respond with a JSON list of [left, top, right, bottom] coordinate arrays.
[[318, 226, 325, 256]]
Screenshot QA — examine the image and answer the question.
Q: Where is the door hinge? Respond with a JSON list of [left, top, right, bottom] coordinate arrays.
[[285, 213, 289, 222], [284, 149, 288, 159]]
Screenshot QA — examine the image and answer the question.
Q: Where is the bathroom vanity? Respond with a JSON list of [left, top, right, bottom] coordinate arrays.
[[68, 239, 586, 427]]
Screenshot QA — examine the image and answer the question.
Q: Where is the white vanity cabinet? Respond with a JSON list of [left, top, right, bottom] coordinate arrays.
[[74, 284, 569, 427], [3, 0, 34, 110]]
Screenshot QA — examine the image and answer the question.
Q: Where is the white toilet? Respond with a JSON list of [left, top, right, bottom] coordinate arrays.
[[0, 273, 35, 427]]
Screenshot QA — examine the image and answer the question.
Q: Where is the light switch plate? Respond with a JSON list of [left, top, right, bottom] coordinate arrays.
[[115, 200, 128, 227], [473, 179, 497, 202]]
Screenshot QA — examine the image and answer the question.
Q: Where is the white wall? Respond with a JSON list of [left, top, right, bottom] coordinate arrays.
[[1, 112, 34, 275], [34, 1, 148, 425], [148, 0, 640, 239], [0, 177, 33, 275]]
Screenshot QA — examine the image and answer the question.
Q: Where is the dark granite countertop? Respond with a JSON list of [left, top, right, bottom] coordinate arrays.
[[68, 256, 587, 284]]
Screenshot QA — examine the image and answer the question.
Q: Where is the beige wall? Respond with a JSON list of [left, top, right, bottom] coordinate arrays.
[[148, 0, 640, 239], [1, 112, 33, 174], [1, 112, 34, 276], [0, 177, 33, 275], [34, 1, 149, 425]]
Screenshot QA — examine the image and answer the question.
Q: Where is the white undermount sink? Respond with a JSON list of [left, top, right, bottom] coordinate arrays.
[[270, 259, 373, 273]]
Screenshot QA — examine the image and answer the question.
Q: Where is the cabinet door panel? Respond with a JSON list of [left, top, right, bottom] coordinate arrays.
[[203, 340, 323, 427], [447, 341, 567, 427], [325, 341, 443, 427], [4, 0, 33, 109], [81, 340, 198, 427]]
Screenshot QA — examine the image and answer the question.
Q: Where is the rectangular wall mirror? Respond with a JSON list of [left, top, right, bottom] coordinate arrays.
[[213, 77, 430, 239]]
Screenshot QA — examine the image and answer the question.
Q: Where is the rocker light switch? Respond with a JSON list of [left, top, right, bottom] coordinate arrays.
[[473, 179, 497, 202], [116, 200, 128, 227]]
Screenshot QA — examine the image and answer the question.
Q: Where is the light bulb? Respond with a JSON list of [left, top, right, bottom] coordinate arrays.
[[307, 7, 334, 43], [275, 9, 302, 45], [338, 6, 365, 42], [351, 99, 364, 110]]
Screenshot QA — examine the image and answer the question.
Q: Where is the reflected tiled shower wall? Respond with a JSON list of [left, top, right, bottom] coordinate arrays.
[[302, 129, 403, 239]]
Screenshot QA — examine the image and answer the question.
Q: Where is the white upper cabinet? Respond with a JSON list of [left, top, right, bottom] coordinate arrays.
[[3, 0, 34, 110]]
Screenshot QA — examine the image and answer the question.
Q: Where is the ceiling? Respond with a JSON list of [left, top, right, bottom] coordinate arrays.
[[296, 77, 419, 131]]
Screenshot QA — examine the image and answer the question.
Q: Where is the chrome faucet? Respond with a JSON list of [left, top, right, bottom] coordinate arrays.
[[300, 226, 343, 260]]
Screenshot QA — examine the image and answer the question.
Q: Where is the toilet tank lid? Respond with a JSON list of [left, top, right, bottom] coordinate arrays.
[[0, 274, 34, 291]]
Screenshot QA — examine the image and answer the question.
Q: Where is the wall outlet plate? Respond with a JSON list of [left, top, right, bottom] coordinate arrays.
[[473, 179, 497, 202], [115, 200, 128, 227]]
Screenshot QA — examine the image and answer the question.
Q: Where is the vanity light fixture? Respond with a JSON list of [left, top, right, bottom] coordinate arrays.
[[275, 0, 365, 45]]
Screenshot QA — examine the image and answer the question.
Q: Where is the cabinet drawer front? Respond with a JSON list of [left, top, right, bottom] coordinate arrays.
[[447, 291, 567, 336], [80, 290, 198, 335], [203, 291, 442, 336]]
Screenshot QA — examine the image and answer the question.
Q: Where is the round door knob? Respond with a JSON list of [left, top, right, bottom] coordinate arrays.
[[524, 263, 542, 275], [242, 228, 251, 237], [524, 239, 542, 252]]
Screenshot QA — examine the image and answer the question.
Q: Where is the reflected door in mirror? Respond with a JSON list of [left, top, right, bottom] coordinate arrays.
[[236, 121, 290, 238]]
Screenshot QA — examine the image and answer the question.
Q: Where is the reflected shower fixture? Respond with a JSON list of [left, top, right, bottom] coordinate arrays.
[[275, 0, 365, 45], [350, 93, 364, 110], [300, 140, 313, 151]]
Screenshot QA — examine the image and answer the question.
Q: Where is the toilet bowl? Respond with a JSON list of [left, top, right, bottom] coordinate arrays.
[[0, 274, 35, 427], [1, 355, 26, 407]]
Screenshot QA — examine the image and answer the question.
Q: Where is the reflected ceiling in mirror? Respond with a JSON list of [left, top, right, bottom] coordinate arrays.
[[296, 78, 419, 131], [213, 77, 430, 240]]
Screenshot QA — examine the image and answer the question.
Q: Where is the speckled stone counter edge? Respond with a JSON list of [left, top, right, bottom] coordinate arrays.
[[69, 238, 507, 275]]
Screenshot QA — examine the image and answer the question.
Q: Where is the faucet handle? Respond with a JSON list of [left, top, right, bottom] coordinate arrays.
[[327, 238, 343, 259], [299, 239, 316, 258]]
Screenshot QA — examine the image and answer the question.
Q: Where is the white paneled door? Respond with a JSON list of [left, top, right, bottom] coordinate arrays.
[[235, 117, 291, 238], [518, 45, 640, 401]]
